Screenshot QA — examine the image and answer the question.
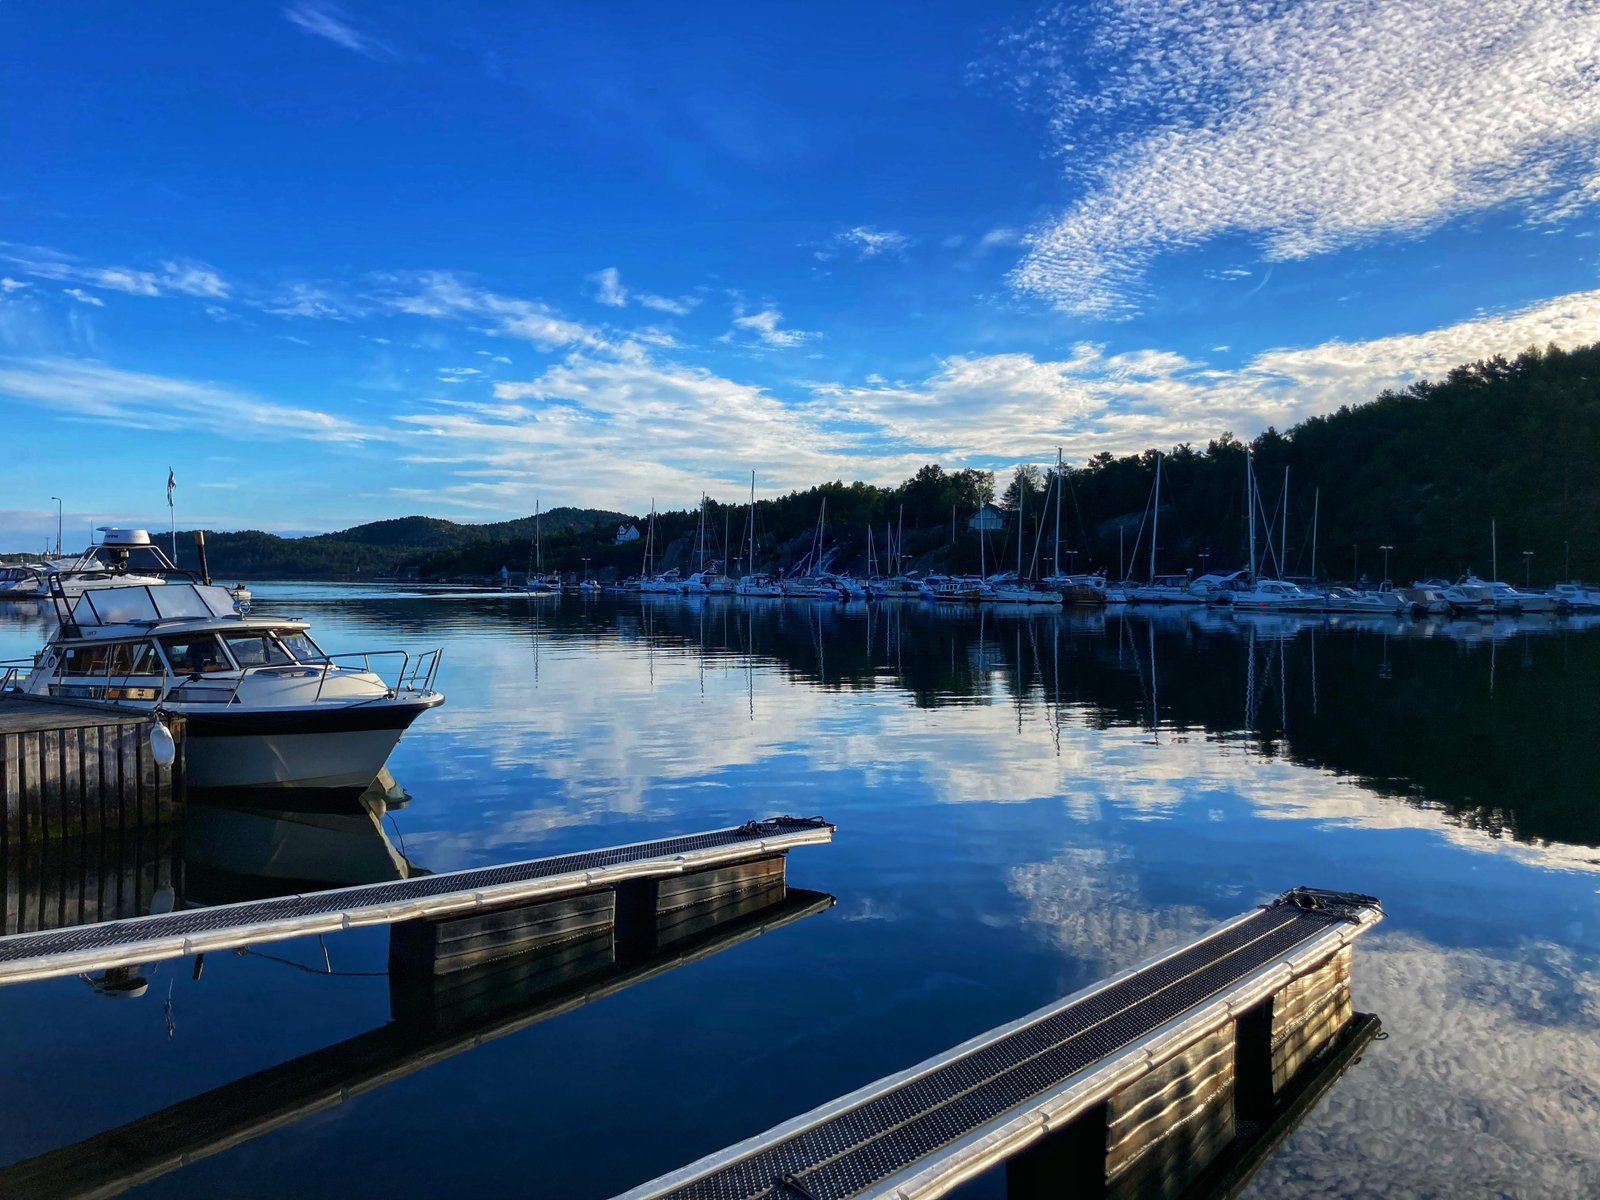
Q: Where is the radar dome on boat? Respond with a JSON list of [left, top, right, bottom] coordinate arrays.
[[96, 527, 153, 546]]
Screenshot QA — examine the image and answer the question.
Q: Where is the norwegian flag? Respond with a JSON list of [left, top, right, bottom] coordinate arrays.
[[166, 467, 175, 507]]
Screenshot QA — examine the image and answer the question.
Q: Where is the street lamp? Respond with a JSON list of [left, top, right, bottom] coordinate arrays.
[[1199, 552, 1211, 576], [1522, 550, 1532, 588], [49, 496, 62, 557], [1379, 544, 1393, 584]]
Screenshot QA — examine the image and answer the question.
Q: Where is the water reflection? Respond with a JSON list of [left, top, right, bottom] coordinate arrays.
[[0, 589, 1597, 1197]]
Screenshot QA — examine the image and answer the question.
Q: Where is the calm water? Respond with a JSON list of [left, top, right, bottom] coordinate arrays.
[[2, 587, 1599, 1198]]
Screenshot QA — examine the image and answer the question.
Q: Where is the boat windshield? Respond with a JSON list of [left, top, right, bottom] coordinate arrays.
[[276, 630, 327, 663], [158, 634, 232, 675], [220, 631, 296, 667]]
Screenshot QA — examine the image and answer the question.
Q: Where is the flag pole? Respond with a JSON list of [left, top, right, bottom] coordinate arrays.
[[167, 467, 177, 562]]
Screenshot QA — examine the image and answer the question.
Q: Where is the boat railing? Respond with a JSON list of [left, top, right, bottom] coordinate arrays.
[[311, 648, 443, 702], [0, 659, 33, 693]]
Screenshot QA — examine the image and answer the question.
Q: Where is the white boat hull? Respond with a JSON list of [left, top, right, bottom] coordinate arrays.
[[186, 727, 408, 792]]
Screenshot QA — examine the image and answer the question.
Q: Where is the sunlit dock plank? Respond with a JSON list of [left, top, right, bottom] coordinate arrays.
[[0, 816, 834, 984], [618, 888, 1382, 1200]]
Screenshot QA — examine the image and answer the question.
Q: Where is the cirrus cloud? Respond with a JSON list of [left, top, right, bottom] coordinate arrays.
[[1003, 0, 1600, 316]]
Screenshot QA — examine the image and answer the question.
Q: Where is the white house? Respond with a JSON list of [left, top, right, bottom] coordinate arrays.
[[615, 523, 642, 544], [968, 503, 1005, 533]]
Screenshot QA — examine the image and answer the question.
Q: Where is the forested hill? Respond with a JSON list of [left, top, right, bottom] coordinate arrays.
[[165, 507, 627, 579], [157, 341, 1598, 584]]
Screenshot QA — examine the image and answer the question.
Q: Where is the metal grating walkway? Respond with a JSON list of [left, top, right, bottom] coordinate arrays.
[[621, 888, 1381, 1200], [0, 816, 834, 984]]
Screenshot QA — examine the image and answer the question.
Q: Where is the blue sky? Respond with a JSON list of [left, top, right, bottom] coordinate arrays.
[[2, 0, 1597, 546]]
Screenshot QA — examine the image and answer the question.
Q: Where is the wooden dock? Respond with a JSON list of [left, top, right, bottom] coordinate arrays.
[[0, 816, 834, 984], [0, 695, 183, 844], [0, 883, 835, 1200], [619, 887, 1383, 1200]]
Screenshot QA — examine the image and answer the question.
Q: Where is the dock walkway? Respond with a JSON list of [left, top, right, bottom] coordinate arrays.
[[620, 887, 1382, 1200], [0, 815, 834, 984]]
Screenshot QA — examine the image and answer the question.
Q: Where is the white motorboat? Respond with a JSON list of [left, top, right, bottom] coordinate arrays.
[[0, 528, 174, 599], [983, 572, 1063, 605], [6, 579, 444, 797], [735, 572, 784, 598], [1324, 586, 1411, 615], [1553, 582, 1600, 611], [640, 569, 684, 594], [1129, 575, 1205, 604], [1228, 578, 1325, 612]]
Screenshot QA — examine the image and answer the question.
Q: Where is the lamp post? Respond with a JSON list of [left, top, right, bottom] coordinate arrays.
[[49, 496, 62, 557], [1199, 552, 1211, 577], [1379, 544, 1393, 584], [581, 557, 591, 583], [1522, 550, 1532, 588]]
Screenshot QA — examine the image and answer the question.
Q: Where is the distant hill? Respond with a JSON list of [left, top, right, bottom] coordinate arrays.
[[166, 508, 627, 579]]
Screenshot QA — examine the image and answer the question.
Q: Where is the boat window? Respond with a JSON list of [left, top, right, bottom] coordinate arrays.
[[89, 588, 161, 625], [158, 634, 232, 675], [221, 632, 294, 667], [60, 644, 112, 676], [276, 631, 328, 663], [108, 641, 158, 675], [152, 587, 215, 620]]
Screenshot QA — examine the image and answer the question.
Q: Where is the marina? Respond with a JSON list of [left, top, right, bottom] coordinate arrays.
[[0, 586, 1595, 1196]]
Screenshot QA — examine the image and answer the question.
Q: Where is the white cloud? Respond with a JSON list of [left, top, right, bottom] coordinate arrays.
[[3, 250, 229, 300], [437, 366, 482, 382], [815, 288, 1600, 461], [391, 353, 872, 513], [1008, 0, 1600, 316], [979, 226, 1023, 249], [730, 307, 814, 348], [378, 271, 611, 351], [267, 282, 362, 320], [637, 292, 697, 316], [588, 266, 628, 307], [838, 225, 910, 258], [0, 278, 28, 292], [62, 288, 103, 307], [0, 357, 378, 443], [475, 351, 513, 363], [282, 1, 395, 60]]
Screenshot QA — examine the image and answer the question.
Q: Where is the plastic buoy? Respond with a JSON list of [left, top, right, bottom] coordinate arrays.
[[149, 718, 176, 768]]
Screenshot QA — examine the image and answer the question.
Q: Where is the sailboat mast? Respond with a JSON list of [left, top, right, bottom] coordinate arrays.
[[1311, 488, 1320, 580], [1054, 447, 1063, 577], [1018, 473, 1024, 578], [1281, 466, 1289, 578], [1492, 519, 1498, 580], [1247, 454, 1257, 581], [897, 505, 904, 574], [1149, 453, 1161, 583], [748, 472, 756, 573]]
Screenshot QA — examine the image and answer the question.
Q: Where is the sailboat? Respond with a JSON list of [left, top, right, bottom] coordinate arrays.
[[985, 474, 1062, 604], [524, 501, 561, 595], [737, 473, 784, 597], [1129, 454, 1202, 604], [1037, 452, 1109, 606], [1228, 456, 1323, 612], [639, 501, 683, 593]]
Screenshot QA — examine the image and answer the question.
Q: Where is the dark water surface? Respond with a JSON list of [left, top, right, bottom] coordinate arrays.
[[2, 587, 1598, 1198]]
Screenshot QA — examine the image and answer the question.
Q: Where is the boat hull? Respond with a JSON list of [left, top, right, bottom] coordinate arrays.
[[179, 699, 440, 794]]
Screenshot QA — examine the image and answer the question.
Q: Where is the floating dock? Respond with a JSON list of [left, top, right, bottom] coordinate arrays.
[[619, 887, 1383, 1200], [0, 695, 182, 843], [0, 882, 835, 1200], [0, 815, 834, 984]]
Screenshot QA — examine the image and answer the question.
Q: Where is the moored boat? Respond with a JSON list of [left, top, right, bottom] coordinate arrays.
[[7, 578, 444, 797]]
